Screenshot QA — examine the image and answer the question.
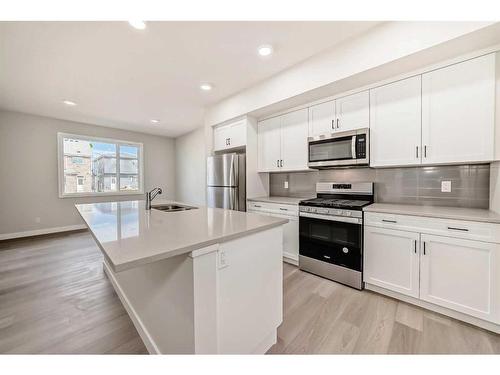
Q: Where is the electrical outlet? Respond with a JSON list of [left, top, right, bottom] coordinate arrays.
[[218, 250, 228, 269], [441, 180, 452, 193], [284, 181, 289, 189]]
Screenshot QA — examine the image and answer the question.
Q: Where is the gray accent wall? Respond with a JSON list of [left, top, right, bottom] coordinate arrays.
[[0, 110, 176, 237], [270, 164, 490, 209]]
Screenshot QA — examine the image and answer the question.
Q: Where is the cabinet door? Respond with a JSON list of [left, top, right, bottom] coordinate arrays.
[[227, 120, 246, 148], [422, 54, 495, 164], [280, 108, 309, 171], [257, 116, 281, 172], [335, 90, 369, 132], [309, 100, 335, 137], [370, 76, 422, 167], [420, 234, 500, 323], [364, 226, 420, 298], [213, 124, 230, 152], [268, 212, 299, 262]]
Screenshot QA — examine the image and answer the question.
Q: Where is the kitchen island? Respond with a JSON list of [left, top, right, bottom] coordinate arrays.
[[75, 200, 288, 354]]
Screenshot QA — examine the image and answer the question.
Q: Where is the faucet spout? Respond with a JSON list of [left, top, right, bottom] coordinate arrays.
[[145, 187, 163, 210]]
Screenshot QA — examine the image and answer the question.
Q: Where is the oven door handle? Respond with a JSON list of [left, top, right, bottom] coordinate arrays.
[[351, 136, 357, 159], [299, 212, 362, 225]]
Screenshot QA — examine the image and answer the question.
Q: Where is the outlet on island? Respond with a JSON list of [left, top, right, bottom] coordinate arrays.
[[441, 180, 452, 193]]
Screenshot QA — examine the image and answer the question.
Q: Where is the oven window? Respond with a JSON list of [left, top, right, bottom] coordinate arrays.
[[300, 216, 360, 248], [309, 137, 353, 162], [299, 216, 363, 270]]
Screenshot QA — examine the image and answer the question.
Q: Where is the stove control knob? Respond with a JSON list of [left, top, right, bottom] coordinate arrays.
[[342, 247, 349, 254]]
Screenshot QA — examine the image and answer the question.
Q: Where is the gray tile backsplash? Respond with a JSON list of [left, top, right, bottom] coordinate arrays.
[[269, 164, 490, 209]]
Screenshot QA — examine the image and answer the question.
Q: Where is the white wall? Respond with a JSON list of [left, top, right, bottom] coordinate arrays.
[[205, 21, 497, 126], [0, 110, 176, 238], [175, 127, 207, 206]]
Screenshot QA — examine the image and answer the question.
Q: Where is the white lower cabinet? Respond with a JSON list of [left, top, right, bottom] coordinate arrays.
[[247, 201, 299, 263], [419, 234, 500, 323], [364, 227, 420, 298], [364, 212, 500, 327]]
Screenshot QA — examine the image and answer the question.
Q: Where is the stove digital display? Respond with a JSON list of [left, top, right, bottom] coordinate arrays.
[[332, 184, 352, 189]]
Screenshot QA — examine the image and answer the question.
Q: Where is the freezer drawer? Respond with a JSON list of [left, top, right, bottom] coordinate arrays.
[[207, 186, 242, 211]]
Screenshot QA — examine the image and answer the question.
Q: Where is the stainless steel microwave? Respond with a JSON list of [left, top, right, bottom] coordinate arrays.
[[308, 128, 369, 169]]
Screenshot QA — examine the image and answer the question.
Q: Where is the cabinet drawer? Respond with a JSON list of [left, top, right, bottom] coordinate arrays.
[[365, 212, 500, 243], [247, 201, 298, 216]]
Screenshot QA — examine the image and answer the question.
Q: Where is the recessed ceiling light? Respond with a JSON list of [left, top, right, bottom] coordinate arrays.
[[128, 21, 146, 30], [258, 44, 274, 57], [150, 119, 160, 124], [200, 83, 213, 91], [62, 100, 77, 106]]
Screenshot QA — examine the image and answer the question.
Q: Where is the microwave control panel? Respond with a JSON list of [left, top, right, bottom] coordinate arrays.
[[355, 134, 367, 158]]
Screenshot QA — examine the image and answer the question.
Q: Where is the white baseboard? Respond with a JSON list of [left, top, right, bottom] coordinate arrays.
[[103, 261, 159, 354], [365, 283, 500, 334], [283, 252, 299, 266], [0, 224, 87, 241]]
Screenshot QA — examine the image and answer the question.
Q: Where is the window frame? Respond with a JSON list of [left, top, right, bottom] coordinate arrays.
[[57, 132, 144, 198]]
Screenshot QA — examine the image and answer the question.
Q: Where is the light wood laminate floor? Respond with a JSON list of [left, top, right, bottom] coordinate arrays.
[[0, 231, 498, 354]]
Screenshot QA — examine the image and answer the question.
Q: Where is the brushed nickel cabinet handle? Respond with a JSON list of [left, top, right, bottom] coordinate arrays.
[[423, 242, 426, 255], [331, 120, 334, 129], [280, 159, 283, 167], [382, 219, 397, 223], [414, 239, 417, 254], [277, 159, 279, 167], [336, 118, 339, 129], [424, 145, 427, 158], [416, 146, 419, 158]]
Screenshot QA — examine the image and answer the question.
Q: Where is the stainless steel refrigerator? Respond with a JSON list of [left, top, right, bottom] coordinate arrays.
[[207, 153, 246, 211]]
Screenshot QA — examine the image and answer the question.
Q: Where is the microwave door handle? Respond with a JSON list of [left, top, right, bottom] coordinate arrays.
[[351, 136, 357, 159]]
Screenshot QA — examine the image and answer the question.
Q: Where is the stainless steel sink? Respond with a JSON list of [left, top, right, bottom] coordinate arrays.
[[151, 204, 197, 212]]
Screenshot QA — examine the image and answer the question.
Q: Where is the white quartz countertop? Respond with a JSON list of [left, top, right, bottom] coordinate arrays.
[[76, 200, 288, 272], [247, 196, 314, 205], [363, 203, 500, 224]]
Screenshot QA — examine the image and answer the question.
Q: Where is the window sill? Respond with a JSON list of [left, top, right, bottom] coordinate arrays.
[[59, 190, 144, 199]]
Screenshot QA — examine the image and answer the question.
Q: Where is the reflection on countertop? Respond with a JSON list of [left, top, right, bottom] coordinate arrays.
[[75, 199, 288, 272]]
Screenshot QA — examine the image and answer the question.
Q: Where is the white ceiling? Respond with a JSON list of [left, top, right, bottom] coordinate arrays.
[[0, 21, 381, 137]]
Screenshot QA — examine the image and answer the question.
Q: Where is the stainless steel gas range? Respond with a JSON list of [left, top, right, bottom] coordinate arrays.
[[298, 182, 374, 290]]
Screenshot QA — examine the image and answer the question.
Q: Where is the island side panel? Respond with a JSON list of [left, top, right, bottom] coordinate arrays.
[[215, 226, 283, 354], [104, 253, 196, 354]]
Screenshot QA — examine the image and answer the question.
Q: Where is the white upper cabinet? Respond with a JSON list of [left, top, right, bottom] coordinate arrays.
[[364, 226, 420, 298], [257, 116, 281, 172], [370, 76, 422, 167], [213, 119, 247, 152], [420, 234, 500, 323], [258, 108, 309, 172], [309, 100, 335, 137], [280, 108, 309, 171], [335, 90, 369, 132], [308, 91, 369, 137], [421, 54, 496, 164]]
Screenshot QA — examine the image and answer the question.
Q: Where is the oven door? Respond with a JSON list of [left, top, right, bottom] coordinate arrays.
[[308, 135, 356, 168], [299, 214, 362, 271]]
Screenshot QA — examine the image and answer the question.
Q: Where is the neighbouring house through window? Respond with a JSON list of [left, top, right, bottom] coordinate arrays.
[[58, 133, 143, 197]]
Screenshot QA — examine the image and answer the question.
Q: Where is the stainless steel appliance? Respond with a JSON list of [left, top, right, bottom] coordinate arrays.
[[207, 153, 246, 211], [308, 128, 369, 169], [299, 182, 374, 289]]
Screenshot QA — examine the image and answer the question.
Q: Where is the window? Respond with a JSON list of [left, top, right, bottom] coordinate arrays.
[[58, 133, 144, 197]]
